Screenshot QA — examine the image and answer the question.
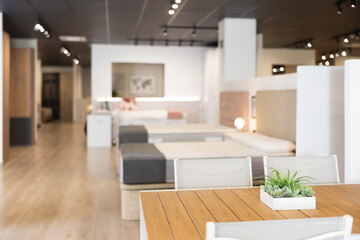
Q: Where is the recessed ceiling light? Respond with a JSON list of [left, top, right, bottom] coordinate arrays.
[[321, 54, 326, 60], [59, 35, 87, 42], [351, 0, 356, 8], [330, 53, 335, 59], [172, 3, 178, 9], [175, 0, 181, 3], [325, 61, 330, 66], [337, 3, 343, 14], [168, 9, 175, 15], [344, 36, 349, 43], [342, 50, 347, 56]]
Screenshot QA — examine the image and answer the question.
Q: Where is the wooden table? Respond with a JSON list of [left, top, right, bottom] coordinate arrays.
[[140, 184, 360, 240]]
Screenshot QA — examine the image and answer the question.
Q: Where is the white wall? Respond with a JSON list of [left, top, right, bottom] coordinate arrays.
[[91, 44, 210, 100], [0, 13, 3, 164], [344, 60, 360, 183], [296, 66, 345, 182], [203, 49, 220, 123], [261, 49, 315, 77]]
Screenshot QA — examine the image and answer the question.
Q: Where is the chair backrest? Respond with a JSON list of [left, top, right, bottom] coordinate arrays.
[[206, 215, 353, 240], [263, 155, 340, 184], [174, 157, 252, 190]]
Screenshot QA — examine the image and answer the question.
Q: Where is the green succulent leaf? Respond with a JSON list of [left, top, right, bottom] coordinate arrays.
[[261, 168, 315, 198]]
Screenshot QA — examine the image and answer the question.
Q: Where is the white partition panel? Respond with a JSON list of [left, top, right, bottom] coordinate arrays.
[[344, 60, 360, 183], [296, 66, 345, 182]]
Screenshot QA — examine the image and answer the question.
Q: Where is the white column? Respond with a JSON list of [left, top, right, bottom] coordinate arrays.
[[218, 18, 256, 85], [344, 60, 360, 183], [0, 12, 3, 164], [296, 66, 345, 182], [256, 33, 263, 77]]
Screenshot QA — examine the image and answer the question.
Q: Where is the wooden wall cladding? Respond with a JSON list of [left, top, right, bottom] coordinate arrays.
[[219, 91, 249, 132], [10, 48, 35, 146], [3, 32, 10, 162], [60, 72, 73, 121], [10, 48, 34, 118]]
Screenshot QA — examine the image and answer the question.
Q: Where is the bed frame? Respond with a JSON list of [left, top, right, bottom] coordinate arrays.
[[120, 90, 296, 220]]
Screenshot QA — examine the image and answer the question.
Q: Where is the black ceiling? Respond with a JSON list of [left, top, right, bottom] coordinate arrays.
[[0, 0, 359, 67]]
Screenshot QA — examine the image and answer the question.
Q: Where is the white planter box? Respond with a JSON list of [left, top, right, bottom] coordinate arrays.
[[260, 189, 316, 210]]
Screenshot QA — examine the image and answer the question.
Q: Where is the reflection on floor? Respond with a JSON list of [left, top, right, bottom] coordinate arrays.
[[0, 121, 139, 240]]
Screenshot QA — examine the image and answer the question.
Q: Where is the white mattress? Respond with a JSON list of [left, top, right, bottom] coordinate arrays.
[[119, 141, 295, 183], [146, 124, 236, 143], [145, 124, 235, 134], [154, 141, 265, 160], [225, 132, 296, 153]]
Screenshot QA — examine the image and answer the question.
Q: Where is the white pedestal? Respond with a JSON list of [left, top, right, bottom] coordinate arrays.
[[87, 113, 111, 148]]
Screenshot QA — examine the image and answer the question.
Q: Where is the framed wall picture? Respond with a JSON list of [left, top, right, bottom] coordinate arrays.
[[112, 63, 164, 97]]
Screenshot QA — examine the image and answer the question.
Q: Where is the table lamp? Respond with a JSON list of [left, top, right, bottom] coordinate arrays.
[[234, 117, 245, 131]]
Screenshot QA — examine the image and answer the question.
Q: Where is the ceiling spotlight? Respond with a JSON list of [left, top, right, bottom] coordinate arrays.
[[325, 61, 330, 66], [337, 3, 343, 14], [307, 42, 312, 48], [72, 57, 80, 65], [330, 53, 335, 59], [60, 46, 71, 57], [168, 9, 175, 15], [344, 36, 349, 43], [351, 0, 356, 8], [192, 28, 197, 37], [335, 51, 340, 57], [342, 50, 347, 56], [33, 23, 44, 32], [175, 0, 181, 3], [319, 62, 324, 66], [321, 54, 327, 60], [272, 68, 277, 73], [280, 67, 285, 72], [163, 28, 168, 36], [172, 3, 179, 9]]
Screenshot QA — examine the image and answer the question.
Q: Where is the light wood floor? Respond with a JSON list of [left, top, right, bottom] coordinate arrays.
[[0, 121, 139, 240]]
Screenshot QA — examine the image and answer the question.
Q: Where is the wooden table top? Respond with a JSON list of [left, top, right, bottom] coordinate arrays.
[[140, 184, 360, 240]]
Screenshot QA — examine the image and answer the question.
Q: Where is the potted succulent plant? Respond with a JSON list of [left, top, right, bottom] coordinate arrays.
[[260, 169, 316, 210]]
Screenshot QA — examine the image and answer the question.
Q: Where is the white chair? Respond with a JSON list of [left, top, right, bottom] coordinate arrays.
[[263, 155, 340, 184], [174, 157, 252, 190], [206, 215, 353, 240]]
